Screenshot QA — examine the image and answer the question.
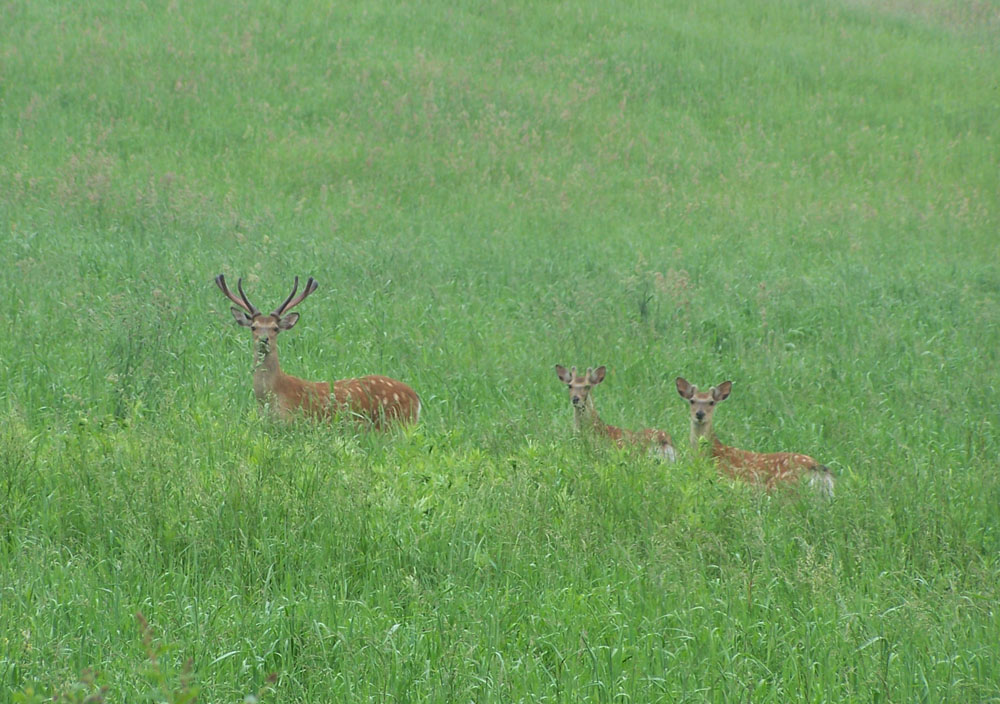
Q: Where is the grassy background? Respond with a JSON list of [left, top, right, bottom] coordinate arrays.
[[2, 0, 999, 700]]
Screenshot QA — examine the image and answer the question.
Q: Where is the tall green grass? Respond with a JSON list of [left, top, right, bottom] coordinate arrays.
[[2, 0, 998, 700]]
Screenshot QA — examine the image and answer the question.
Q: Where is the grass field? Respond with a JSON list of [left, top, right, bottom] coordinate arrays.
[[2, 0, 999, 701]]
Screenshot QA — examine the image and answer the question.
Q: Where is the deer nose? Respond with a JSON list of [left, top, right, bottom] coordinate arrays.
[[571, 395, 581, 405], [695, 410, 705, 421]]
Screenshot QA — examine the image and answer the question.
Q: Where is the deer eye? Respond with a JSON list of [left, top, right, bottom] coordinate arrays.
[[709, 401, 714, 406], [689, 399, 695, 405]]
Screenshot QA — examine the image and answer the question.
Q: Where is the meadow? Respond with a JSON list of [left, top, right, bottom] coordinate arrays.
[[1, 0, 999, 700]]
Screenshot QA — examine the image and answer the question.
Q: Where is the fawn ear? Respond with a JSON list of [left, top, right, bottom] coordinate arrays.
[[589, 366, 606, 385], [231, 307, 253, 327], [676, 377, 695, 399], [555, 365, 573, 383], [277, 312, 299, 330], [712, 381, 732, 401]]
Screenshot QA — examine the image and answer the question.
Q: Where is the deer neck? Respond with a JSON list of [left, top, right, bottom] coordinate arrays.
[[575, 397, 608, 435], [252, 343, 284, 401], [690, 419, 720, 455]]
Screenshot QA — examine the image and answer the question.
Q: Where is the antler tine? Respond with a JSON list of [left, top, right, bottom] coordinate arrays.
[[216, 273, 258, 316], [273, 276, 318, 316], [236, 277, 261, 316], [272, 276, 299, 316]]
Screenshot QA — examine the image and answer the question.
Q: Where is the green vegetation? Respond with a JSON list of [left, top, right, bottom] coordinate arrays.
[[2, 0, 998, 700]]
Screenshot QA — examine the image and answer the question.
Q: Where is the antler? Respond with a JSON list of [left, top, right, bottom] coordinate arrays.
[[272, 276, 318, 316], [215, 274, 260, 316]]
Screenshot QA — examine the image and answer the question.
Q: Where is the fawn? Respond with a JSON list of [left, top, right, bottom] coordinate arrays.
[[556, 365, 676, 461], [675, 377, 833, 496]]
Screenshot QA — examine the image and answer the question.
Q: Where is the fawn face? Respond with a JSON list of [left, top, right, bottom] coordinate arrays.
[[231, 309, 299, 359], [676, 377, 731, 432], [555, 365, 606, 410]]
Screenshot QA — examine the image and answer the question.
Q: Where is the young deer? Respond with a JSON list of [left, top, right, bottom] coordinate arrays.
[[216, 274, 420, 428], [675, 377, 833, 496], [555, 365, 676, 461]]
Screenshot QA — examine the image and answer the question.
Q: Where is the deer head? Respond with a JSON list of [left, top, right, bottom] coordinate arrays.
[[676, 377, 731, 443], [555, 365, 606, 411], [216, 274, 318, 359]]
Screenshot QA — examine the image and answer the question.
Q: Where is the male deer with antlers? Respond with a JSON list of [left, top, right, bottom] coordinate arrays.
[[675, 377, 833, 496], [555, 365, 676, 461], [216, 274, 420, 428]]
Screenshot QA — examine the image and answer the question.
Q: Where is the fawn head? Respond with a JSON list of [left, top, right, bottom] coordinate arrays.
[[216, 274, 318, 357], [555, 365, 606, 410], [676, 377, 731, 432]]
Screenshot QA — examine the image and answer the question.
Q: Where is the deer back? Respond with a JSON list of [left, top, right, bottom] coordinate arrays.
[[712, 443, 819, 488], [332, 375, 420, 428]]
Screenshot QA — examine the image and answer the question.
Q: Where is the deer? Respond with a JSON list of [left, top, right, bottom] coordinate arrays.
[[675, 377, 834, 497], [216, 274, 420, 428], [555, 365, 676, 461]]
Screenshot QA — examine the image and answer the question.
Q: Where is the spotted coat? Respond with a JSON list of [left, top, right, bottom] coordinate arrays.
[[676, 376, 833, 496], [218, 274, 419, 429], [556, 365, 676, 462]]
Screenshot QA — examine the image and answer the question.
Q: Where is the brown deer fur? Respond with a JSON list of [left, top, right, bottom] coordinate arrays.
[[556, 365, 676, 461], [217, 275, 419, 428], [675, 377, 833, 496]]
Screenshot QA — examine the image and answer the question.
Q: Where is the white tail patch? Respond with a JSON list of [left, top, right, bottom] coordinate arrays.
[[808, 468, 835, 499], [653, 444, 677, 462]]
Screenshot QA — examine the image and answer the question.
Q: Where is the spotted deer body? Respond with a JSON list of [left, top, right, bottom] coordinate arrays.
[[556, 365, 676, 461], [217, 274, 419, 428], [675, 377, 833, 496]]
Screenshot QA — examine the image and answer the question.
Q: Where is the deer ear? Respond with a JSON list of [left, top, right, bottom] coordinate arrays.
[[555, 365, 572, 383], [590, 366, 606, 384], [713, 381, 732, 401], [676, 377, 694, 399], [231, 307, 253, 327], [278, 312, 299, 330]]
